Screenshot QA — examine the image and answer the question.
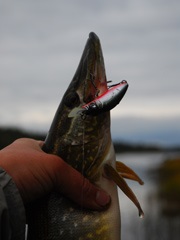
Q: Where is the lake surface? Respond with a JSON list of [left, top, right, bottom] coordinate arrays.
[[117, 152, 180, 240]]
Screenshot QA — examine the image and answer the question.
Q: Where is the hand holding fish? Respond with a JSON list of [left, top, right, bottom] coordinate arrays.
[[0, 138, 110, 209]]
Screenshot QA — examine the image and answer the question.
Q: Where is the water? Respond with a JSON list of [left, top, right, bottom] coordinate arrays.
[[117, 152, 180, 240]]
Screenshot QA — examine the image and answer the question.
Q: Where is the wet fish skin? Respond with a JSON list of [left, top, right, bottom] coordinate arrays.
[[27, 32, 121, 240]]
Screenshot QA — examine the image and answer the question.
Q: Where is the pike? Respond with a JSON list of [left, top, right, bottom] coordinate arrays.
[[27, 32, 144, 240]]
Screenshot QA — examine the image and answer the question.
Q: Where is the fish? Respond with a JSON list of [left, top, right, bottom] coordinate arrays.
[[27, 32, 144, 240]]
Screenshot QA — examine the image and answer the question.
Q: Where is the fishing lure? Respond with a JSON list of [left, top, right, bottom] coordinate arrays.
[[68, 80, 128, 117]]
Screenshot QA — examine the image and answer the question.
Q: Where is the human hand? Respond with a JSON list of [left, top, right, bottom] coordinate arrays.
[[0, 138, 110, 210]]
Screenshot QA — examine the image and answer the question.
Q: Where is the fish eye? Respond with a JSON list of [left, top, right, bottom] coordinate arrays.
[[64, 92, 80, 108]]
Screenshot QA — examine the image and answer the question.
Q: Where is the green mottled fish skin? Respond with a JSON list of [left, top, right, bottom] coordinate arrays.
[[27, 32, 121, 240]]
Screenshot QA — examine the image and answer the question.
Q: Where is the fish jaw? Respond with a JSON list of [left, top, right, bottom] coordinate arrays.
[[43, 32, 112, 181], [74, 31, 108, 102]]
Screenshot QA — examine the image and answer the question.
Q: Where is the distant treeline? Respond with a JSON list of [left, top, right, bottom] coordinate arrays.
[[0, 127, 45, 150], [113, 141, 164, 153], [0, 127, 179, 152]]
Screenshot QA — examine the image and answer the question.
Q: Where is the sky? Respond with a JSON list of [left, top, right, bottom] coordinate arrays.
[[0, 0, 180, 146]]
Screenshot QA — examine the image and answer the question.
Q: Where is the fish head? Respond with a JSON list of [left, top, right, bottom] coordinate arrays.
[[64, 32, 108, 108]]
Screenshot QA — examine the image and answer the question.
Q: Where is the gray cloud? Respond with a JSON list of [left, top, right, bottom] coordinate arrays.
[[0, 0, 180, 146]]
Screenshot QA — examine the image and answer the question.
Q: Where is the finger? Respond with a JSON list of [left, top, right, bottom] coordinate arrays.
[[38, 140, 45, 148], [53, 159, 111, 210]]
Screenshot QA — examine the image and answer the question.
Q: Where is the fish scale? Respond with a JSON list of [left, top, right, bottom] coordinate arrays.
[[27, 32, 143, 240]]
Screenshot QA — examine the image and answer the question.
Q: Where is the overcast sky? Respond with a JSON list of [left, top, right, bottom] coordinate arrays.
[[0, 0, 180, 146]]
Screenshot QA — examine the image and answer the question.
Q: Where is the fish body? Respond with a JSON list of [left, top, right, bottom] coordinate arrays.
[[27, 32, 143, 240]]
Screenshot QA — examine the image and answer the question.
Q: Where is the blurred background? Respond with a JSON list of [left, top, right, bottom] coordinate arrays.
[[0, 0, 180, 239]]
